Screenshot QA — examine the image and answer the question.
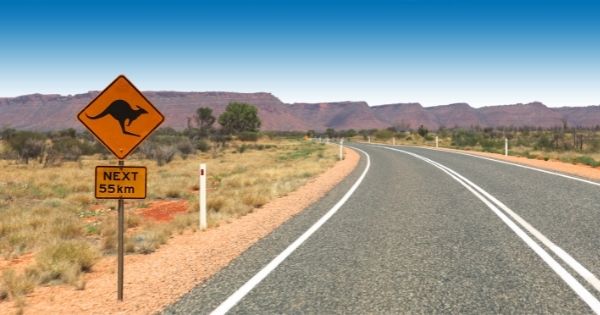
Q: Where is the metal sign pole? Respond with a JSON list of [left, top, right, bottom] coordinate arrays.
[[117, 159, 125, 301]]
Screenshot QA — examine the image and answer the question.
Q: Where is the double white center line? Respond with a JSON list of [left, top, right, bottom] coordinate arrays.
[[385, 146, 600, 314]]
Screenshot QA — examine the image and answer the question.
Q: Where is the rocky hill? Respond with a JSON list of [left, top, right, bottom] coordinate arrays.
[[0, 91, 598, 131]]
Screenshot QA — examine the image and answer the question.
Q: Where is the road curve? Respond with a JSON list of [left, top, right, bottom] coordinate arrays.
[[164, 143, 600, 314]]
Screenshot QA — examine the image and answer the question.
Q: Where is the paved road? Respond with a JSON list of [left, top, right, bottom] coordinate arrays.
[[164, 143, 600, 314]]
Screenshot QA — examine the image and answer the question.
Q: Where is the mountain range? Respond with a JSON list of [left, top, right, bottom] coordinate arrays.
[[1, 91, 599, 131]]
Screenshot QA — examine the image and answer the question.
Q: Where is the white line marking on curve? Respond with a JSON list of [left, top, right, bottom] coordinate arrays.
[[384, 146, 600, 314], [209, 148, 371, 315], [377, 144, 600, 293], [419, 145, 600, 187]]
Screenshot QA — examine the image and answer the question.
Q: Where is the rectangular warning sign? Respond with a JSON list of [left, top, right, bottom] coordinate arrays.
[[95, 166, 146, 199]]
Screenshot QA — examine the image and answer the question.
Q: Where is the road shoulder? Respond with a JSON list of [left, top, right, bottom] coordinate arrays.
[[0, 148, 360, 315]]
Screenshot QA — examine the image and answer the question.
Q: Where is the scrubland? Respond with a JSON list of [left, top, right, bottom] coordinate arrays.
[[353, 127, 600, 168], [0, 138, 338, 307]]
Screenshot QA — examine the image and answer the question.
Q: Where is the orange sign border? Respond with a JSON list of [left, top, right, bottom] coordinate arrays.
[[95, 165, 147, 199], [77, 75, 164, 160]]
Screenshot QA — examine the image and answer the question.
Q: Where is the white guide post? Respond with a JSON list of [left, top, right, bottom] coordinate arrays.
[[339, 138, 344, 160], [199, 163, 207, 230], [368, 136, 371, 143], [505, 138, 508, 156], [393, 137, 396, 146], [435, 136, 439, 148]]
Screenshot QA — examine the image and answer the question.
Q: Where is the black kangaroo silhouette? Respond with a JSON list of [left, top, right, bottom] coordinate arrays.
[[86, 99, 148, 137]]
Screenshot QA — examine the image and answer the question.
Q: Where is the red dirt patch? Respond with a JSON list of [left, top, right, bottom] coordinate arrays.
[[138, 200, 188, 222]]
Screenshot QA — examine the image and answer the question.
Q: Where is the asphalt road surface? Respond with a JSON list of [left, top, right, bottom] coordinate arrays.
[[164, 143, 600, 314]]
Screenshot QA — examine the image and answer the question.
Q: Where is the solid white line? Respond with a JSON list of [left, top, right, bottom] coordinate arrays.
[[429, 158, 600, 294], [384, 147, 600, 313], [210, 148, 371, 315], [381, 144, 600, 293], [421, 146, 600, 187]]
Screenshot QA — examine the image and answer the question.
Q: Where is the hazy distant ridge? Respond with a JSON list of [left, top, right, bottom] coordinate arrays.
[[1, 92, 599, 131]]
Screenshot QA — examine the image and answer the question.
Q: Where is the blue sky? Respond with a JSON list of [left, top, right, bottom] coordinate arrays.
[[1, 0, 599, 107]]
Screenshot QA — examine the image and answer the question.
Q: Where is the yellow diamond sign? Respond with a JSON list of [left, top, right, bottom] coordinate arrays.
[[78, 75, 164, 159]]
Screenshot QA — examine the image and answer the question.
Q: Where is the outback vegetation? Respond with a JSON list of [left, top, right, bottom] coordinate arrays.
[[0, 102, 340, 308], [317, 124, 600, 168]]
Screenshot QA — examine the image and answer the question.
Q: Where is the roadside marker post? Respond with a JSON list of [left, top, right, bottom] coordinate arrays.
[[199, 163, 207, 230], [393, 137, 395, 146], [339, 138, 344, 160], [505, 138, 508, 156], [368, 136, 371, 143], [436, 136, 439, 148], [78, 75, 163, 301]]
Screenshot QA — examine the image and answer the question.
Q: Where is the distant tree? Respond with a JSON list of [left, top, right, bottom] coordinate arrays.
[[196, 107, 216, 132], [417, 125, 429, 138], [374, 129, 393, 140], [218, 102, 261, 134], [325, 128, 336, 139], [6, 131, 46, 164], [343, 129, 357, 138]]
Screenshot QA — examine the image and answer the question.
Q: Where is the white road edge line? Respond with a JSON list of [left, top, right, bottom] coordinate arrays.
[[209, 147, 371, 315], [384, 147, 600, 314], [419, 144, 600, 187], [380, 144, 600, 293]]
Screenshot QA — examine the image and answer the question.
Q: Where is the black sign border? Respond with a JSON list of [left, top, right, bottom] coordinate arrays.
[[77, 74, 165, 160]]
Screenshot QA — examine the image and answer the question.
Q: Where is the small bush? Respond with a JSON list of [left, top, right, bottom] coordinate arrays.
[[238, 131, 259, 142], [1, 269, 36, 301], [171, 213, 195, 233], [242, 192, 269, 208], [176, 139, 195, 159], [35, 240, 100, 286], [126, 213, 142, 228], [130, 225, 171, 254], [208, 196, 226, 212], [238, 144, 248, 154], [100, 219, 117, 253], [574, 155, 600, 167], [196, 139, 210, 152], [166, 190, 181, 198]]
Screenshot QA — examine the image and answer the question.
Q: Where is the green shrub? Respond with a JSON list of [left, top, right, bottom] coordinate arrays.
[[574, 155, 600, 167], [196, 139, 210, 152], [238, 131, 259, 142]]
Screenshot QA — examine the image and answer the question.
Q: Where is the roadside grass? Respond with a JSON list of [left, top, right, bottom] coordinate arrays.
[[0, 139, 338, 303], [362, 134, 600, 168]]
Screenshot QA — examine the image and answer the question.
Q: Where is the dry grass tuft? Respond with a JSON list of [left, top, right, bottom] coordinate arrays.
[[0, 138, 340, 305], [34, 240, 100, 286], [129, 224, 172, 254], [1, 268, 36, 302]]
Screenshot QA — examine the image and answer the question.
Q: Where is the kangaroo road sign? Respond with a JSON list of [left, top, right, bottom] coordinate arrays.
[[78, 75, 164, 159], [95, 166, 146, 199]]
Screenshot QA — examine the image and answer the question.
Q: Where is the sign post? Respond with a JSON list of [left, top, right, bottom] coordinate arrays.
[[78, 75, 163, 301], [117, 161, 125, 301]]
